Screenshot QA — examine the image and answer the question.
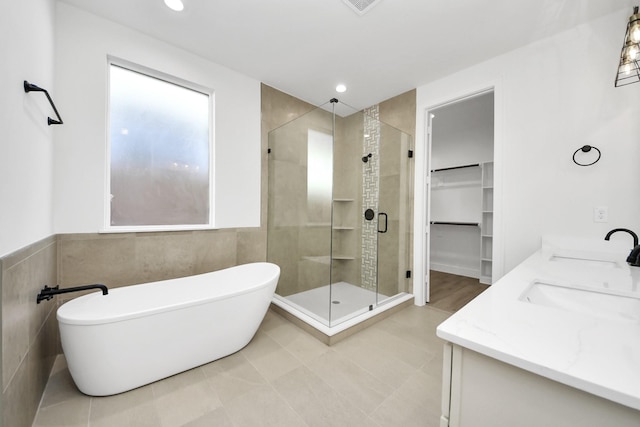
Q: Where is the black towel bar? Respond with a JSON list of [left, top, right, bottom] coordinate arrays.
[[24, 80, 63, 125]]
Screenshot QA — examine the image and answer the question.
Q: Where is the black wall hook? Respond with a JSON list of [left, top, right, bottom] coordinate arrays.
[[24, 80, 63, 125], [572, 145, 601, 166]]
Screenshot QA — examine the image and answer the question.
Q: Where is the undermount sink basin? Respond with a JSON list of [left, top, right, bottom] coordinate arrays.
[[548, 255, 620, 269], [520, 281, 640, 323]]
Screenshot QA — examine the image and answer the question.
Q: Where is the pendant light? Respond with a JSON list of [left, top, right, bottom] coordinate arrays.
[[615, 6, 640, 87]]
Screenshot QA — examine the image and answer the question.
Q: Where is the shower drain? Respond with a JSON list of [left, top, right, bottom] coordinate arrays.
[[332, 300, 341, 304]]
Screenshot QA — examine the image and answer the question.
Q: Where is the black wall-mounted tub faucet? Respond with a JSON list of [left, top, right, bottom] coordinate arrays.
[[36, 284, 108, 304]]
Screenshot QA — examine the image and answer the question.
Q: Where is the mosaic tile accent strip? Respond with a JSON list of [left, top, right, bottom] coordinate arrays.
[[361, 105, 380, 291]]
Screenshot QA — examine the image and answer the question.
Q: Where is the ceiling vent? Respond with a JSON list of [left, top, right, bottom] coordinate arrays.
[[342, 0, 382, 16]]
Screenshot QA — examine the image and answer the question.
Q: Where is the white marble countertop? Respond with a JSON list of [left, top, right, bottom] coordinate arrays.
[[436, 235, 640, 411]]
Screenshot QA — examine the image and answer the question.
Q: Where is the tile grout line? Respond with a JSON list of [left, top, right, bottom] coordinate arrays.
[[236, 338, 313, 426], [86, 396, 93, 427], [267, 378, 313, 427]]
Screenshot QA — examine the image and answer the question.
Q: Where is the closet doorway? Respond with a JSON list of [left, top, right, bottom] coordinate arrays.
[[426, 90, 494, 311]]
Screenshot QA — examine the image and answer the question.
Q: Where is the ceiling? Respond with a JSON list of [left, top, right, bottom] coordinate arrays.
[[59, 0, 631, 111]]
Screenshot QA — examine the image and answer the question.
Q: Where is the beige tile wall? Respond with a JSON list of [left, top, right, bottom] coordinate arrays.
[[332, 113, 364, 287], [263, 85, 330, 297], [57, 228, 265, 289], [378, 89, 417, 138], [261, 85, 318, 229], [1, 235, 58, 427]]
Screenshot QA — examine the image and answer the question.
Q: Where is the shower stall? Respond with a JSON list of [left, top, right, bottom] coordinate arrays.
[[267, 99, 414, 337]]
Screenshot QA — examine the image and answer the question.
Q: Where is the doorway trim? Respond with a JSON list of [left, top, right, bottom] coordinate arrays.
[[412, 80, 504, 306]]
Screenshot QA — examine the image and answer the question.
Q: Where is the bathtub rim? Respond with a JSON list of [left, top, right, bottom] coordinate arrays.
[[57, 262, 280, 326]]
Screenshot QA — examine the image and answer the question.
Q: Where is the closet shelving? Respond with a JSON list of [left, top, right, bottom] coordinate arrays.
[[429, 162, 493, 283], [430, 164, 482, 224], [430, 164, 481, 190], [480, 162, 494, 284], [429, 164, 481, 279]]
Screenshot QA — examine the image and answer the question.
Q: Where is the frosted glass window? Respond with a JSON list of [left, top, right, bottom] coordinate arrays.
[[109, 64, 211, 227]]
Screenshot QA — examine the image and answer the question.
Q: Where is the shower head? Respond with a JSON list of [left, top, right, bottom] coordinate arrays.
[[362, 153, 372, 163]]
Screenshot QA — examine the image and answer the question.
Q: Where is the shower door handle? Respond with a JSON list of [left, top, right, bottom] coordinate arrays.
[[378, 212, 388, 233]]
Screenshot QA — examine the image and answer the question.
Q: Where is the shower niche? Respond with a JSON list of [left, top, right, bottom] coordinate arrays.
[[267, 100, 414, 333]]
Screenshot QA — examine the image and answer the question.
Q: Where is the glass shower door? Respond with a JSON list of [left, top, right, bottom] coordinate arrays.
[[376, 121, 413, 303], [328, 108, 413, 325], [267, 107, 334, 325], [328, 109, 375, 325], [268, 101, 413, 328]]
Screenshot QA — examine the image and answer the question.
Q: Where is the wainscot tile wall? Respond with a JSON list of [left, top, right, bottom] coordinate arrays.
[[1, 228, 265, 427], [1, 235, 58, 427], [57, 229, 266, 290]]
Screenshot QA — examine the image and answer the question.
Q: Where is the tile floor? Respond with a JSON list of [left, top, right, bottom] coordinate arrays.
[[32, 305, 451, 427]]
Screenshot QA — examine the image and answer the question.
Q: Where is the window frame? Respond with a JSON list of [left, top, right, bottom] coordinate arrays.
[[104, 57, 215, 233]]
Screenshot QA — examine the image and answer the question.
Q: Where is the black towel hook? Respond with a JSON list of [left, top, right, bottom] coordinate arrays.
[[572, 145, 600, 166], [23, 80, 63, 125]]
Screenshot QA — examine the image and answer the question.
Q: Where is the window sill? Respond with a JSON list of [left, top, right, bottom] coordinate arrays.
[[99, 224, 217, 234]]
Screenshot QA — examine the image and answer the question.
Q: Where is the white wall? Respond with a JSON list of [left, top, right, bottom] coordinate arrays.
[[431, 92, 494, 169], [414, 8, 640, 301], [53, 3, 262, 233], [0, 0, 56, 257]]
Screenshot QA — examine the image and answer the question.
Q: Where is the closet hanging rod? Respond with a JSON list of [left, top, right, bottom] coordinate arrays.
[[431, 163, 479, 173], [23, 80, 63, 125], [430, 221, 479, 227]]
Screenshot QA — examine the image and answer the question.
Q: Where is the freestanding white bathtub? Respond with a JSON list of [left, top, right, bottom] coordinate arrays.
[[57, 262, 280, 396]]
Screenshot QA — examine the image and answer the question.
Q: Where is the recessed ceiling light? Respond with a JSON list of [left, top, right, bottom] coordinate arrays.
[[164, 0, 184, 12], [336, 84, 347, 93]]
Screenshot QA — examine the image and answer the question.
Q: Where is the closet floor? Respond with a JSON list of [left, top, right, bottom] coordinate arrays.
[[428, 271, 489, 313]]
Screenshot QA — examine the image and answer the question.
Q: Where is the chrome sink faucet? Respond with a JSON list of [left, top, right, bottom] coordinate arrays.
[[605, 228, 640, 266]]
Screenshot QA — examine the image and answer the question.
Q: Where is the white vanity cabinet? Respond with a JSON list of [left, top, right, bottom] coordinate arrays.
[[437, 238, 640, 426], [440, 343, 640, 427]]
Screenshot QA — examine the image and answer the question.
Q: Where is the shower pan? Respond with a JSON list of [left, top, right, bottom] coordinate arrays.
[[267, 99, 414, 339]]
